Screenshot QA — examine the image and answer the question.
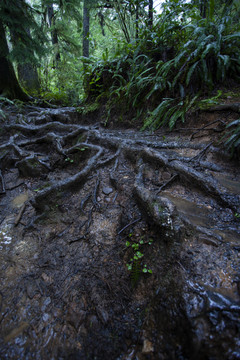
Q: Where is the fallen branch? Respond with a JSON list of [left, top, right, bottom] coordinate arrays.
[[14, 203, 27, 226]]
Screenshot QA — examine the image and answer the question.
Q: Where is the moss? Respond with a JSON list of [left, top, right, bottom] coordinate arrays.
[[77, 101, 100, 115]]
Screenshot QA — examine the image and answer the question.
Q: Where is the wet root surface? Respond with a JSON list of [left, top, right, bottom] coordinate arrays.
[[0, 105, 239, 359]]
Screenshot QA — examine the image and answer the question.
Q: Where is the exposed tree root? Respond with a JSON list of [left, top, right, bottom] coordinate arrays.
[[1, 105, 239, 230], [0, 170, 6, 194], [206, 103, 240, 113]]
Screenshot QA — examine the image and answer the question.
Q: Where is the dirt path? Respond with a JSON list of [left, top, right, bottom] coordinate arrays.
[[0, 105, 239, 359]]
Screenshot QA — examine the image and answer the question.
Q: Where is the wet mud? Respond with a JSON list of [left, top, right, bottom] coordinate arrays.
[[0, 105, 239, 359]]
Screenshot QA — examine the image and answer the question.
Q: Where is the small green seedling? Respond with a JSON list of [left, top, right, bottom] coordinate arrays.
[[125, 234, 154, 285], [65, 157, 74, 163], [76, 147, 87, 151], [142, 265, 152, 274]]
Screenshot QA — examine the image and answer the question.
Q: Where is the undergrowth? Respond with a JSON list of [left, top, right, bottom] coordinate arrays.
[[84, 1, 240, 139], [223, 119, 240, 158]]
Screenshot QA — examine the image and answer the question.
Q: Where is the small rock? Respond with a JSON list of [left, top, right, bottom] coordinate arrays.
[[142, 339, 154, 354], [87, 315, 99, 328], [66, 309, 86, 331], [44, 297, 52, 306], [41, 272, 53, 284], [161, 171, 171, 181], [26, 282, 39, 299], [41, 297, 51, 311], [97, 307, 109, 324], [102, 187, 113, 195], [42, 313, 50, 322]]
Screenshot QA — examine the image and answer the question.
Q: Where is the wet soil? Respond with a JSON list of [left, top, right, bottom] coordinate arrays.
[[0, 103, 239, 360]]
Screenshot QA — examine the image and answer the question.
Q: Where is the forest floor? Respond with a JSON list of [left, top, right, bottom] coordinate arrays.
[[0, 96, 239, 360]]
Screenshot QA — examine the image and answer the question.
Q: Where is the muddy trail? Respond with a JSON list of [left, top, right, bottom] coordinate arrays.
[[0, 104, 239, 360]]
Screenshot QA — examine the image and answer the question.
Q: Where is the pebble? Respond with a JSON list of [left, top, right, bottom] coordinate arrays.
[[42, 313, 50, 322], [142, 339, 154, 353], [102, 187, 113, 195], [161, 171, 171, 181]]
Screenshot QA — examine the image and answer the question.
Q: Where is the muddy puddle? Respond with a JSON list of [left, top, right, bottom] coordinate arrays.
[[0, 106, 239, 359]]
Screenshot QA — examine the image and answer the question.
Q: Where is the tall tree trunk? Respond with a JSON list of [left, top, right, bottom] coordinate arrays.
[[0, 21, 28, 101], [17, 63, 40, 93], [113, 0, 130, 43], [200, 0, 208, 18], [47, 4, 60, 66], [10, 28, 40, 93], [148, 0, 153, 28], [136, 2, 139, 39], [83, 0, 90, 58]]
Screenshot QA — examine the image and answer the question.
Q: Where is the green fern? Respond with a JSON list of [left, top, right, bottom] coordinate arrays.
[[223, 119, 240, 158], [143, 95, 198, 131]]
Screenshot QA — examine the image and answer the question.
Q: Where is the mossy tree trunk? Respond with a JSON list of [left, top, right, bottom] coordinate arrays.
[[148, 0, 153, 28], [47, 3, 61, 67], [0, 21, 29, 101], [83, 0, 90, 58]]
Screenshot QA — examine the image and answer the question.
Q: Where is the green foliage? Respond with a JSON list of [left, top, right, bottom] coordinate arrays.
[[2, 0, 240, 123], [143, 96, 198, 131], [65, 157, 74, 163], [39, 89, 69, 105], [223, 119, 240, 158], [0, 0, 47, 64], [83, 0, 240, 130], [197, 90, 222, 110]]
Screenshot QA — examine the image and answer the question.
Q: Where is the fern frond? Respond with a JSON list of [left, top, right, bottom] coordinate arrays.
[[201, 42, 217, 58], [186, 61, 199, 85]]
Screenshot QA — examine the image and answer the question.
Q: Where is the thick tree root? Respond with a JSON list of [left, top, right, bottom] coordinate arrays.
[[1, 106, 239, 234], [206, 103, 240, 113]]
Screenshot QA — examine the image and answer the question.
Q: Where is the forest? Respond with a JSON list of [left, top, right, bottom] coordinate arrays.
[[0, 0, 240, 149], [0, 1, 240, 359]]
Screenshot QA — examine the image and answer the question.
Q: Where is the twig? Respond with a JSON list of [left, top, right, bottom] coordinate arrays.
[[113, 156, 119, 172], [118, 217, 142, 235], [188, 142, 213, 162], [190, 119, 225, 140], [69, 235, 85, 244], [112, 192, 118, 203], [176, 260, 187, 273], [93, 176, 100, 207], [80, 193, 91, 212], [6, 181, 24, 191], [0, 170, 6, 194], [156, 174, 178, 195]]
